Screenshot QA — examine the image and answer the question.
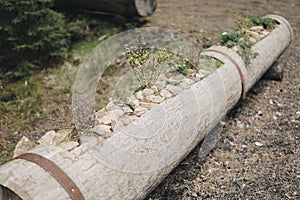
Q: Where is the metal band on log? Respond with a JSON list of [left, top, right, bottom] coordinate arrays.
[[55, 0, 157, 17], [0, 15, 293, 200]]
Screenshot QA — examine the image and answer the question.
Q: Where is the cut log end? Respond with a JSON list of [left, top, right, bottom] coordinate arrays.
[[55, 0, 157, 18], [135, 0, 157, 17]]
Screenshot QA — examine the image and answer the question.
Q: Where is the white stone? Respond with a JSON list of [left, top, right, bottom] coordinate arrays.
[[166, 85, 182, 95], [260, 30, 270, 37], [128, 99, 139, 109], [135, 91, 144, 100], [95, 107, 108, 118], [38, 130, 56, 145], [160, 89, 173, 98], [157, 74, 167, 81], [150, 85, 159, 94], [54, 129, 73, 144], [249, 37, 257, 43], [250, 31, 261, 40], [182, 78, 194, 85], [296, 111, 300, 116], [121, 115, 139, 126], [146, 95, 165, 104], [232, 45, 243, 53], [93, 124, 112, 137], [58, 141, 79, 150], [166, 78, 181, 85], [122, 105, 133, 113], [111, 108, 124, 118], [140, 102, 157, 109], [110, 120, 123, 132], [275, 111, 282, 117], [236, 121, 244, 129], [142, 88, 154, 96], [254, 141, 263, 147], [97, 113, 112, 125], [13, 136, 36, 158], [195, 73, 205, 79], [134, 106, 148, 116], [155, 80, 166, 90], [250, 26, 264, 32]]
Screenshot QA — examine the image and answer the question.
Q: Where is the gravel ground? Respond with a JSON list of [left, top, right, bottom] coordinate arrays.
[[146, 0, 300, 199]]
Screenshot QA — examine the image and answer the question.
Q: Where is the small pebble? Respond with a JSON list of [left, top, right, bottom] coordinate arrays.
[[150, 85, 159, 94], [167, 78, 181, 85], [160, 89, 173, 99], [236, 120, 244, 129], [97, 113, 112, 125], [93, 124, 112, 136], [140, 102, 157, 109], [195, 73, 205, 79], [111, 109, 124, 118], [142, 88, 154, 96], [250, 26, 264, 32], [296, 111, 300, 116], [135, 91, 144, 100], [121, 115, 138, 126], [128, 99, 139, 109], [260, 30, 270, 37], [250, 31, 261, 40], [255, 141, 263, 147], [182, 78, 194, 85], [257, 111, 263, 116], [134, 106, 148, 116], [249, 37, 257, 43], [275, 111, 282, 117], [166, 85, 182, 95], [122, 105, 133, 113], [146, 95, 165, 103], [155, 80, 166, 90]]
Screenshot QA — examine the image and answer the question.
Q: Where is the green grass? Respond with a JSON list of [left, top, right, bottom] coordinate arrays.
[[0, 13, 118, 164]]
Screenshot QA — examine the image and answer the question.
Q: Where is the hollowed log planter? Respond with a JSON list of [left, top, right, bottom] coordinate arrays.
[[0, 15, 293, 200], [55, 0, 157, 17]]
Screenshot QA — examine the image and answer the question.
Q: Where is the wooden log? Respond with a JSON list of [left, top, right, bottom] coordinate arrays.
[[0, 15, 293, 200], [54, 0, 157, 17]]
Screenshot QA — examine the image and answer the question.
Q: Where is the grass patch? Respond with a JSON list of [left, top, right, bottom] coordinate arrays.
[[0, 12, 120, 164]]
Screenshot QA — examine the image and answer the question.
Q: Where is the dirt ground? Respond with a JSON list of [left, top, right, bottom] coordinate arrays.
[[146, 0, 300, 199]]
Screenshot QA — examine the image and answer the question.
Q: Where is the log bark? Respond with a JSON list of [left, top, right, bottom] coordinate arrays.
[[55, 0, 157, 17], [0, 15, 293, 200]]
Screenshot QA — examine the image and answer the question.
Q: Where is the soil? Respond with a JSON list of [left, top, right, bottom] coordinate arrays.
[[145, 0, 300, 199], [0, 0, 299, 199]]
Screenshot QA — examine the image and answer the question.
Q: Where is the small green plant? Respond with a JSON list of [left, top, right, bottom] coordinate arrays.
[[197, 56, 224, 70], [126, 37, 171, 90], [218, 12, 276, 66], [244, 14, 277, 30], [168, 54, 194, 76]]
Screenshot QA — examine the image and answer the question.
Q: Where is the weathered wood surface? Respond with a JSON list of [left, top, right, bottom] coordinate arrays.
[[0, 15, 293, 200], [55, 0, 157, 17]]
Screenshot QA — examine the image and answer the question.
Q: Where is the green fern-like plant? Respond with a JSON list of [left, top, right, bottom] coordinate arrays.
[[0, 0, 68, 80]]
